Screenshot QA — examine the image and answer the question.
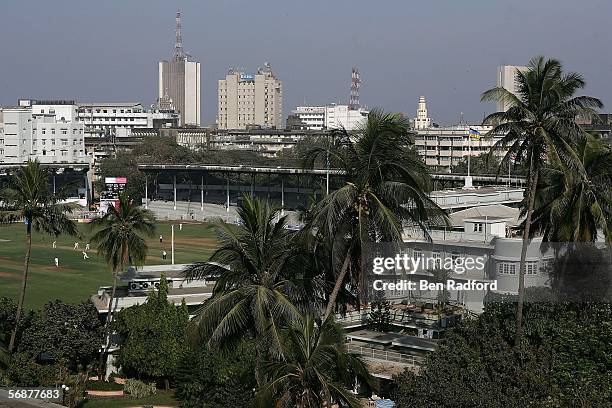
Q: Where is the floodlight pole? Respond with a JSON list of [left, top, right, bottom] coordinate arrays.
[[171, 224, 175, 265]]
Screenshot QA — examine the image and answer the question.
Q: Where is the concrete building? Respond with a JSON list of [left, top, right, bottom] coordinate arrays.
[[496, 65, 528, 112], [414, 124, 505, 170], [76, 102, 179, 138], [158, 11, 201, 126], [0, 103, 88, 165], [371, 204, 553, 313], [290, 106, 326, 130], [290, 104, 369, 131], [217, 63, 283, 130], [413, 96, 432, 130], [325, 104, 369, 130]]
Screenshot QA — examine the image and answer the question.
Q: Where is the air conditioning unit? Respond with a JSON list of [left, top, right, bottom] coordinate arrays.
[[128, 279, 173, 292]]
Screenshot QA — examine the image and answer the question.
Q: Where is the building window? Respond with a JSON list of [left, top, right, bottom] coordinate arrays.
[[526, 261, 538, 275], [498, 263, 516, 275], [473, 223, 484, 232]]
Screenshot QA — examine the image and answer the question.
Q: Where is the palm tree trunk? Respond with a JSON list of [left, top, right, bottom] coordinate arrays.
[[515, 166, 539, 344], [98, 271, 118, 380], [323, 253, 351, 322], [8, 223, 32, 352]]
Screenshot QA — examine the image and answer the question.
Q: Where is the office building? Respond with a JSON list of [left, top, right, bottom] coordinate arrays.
[[290, 106, 326, 130], [413, 96, 432, 130], [414, 124, 505, 170], [496, 65, 528, 112], [217, 63, 283, 130], [76, 103, 179, 138], [291, 104, 369, 131], [158, 11, 201, 126], [0, 102, 87, 165]]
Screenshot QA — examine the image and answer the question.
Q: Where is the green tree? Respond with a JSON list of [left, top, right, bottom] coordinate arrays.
[[113, 276, 189, 386], [17, 300, 103, 371], [367, 299, 392, 332], [481, 56, 603, 341], [392, 298, 612, 408], [0, 160, 79, 352], [528, 135, 612, 243], [185, 196, 303, 359], [175, 339, 257, 408], [450, 152, 500, 175], [89, 193, 155, 378], [304, 110, 447, 321], [256, 314, 371, 408]]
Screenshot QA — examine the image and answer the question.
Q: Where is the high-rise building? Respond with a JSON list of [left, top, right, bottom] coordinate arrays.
[[158, 11, 201, 126], [217, 63, 283, 130], [496, 65, 528, 112], [413, 96, 431, 130]]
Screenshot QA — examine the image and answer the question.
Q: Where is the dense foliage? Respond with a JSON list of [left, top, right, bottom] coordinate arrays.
[[393, 296, 612, 407], [113, 277, 189, 382], [175, 340, 257, 408], [17, 300, 103, 370]]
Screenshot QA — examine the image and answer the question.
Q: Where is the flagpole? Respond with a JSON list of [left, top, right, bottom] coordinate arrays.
[[467, 128, 471, 178]]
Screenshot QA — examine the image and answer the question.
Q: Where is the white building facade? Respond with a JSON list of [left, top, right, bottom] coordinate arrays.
[[290, 106, 326, 130], [76, 103, 179, 138], [0, 104, 88, 165], [414, 124, 505, 170], [217, 63, 283, 130], [291, 104, 369, 131]]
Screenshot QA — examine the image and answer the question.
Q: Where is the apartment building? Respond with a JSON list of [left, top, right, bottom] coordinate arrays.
[[217, 63, 283, 130], [0, 104, 87, 165]]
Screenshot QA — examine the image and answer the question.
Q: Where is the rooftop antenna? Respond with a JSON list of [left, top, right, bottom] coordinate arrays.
[[173, 10, 185, 61], [349, 67, 361, 110]]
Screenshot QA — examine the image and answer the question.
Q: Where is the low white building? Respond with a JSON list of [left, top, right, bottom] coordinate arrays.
[[414, 124, 505, 170], [291, 104, 369, 131], [376, 205, 553, 313], [76, 102, 180, 138], [0, 104, 88, 165]]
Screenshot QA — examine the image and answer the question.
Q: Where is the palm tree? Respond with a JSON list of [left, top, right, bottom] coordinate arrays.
[[528, 135, 612, 243], [89, 193, 155, 378], [256, 313, 371, 408], [304, 109, 447, 321], [481, 56, 603, 341], [185, 196, 308, 360], [0, 160, 79, 352]]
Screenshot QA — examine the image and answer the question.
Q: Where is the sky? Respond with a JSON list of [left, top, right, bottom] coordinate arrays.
[[1, 0, 610, 126]]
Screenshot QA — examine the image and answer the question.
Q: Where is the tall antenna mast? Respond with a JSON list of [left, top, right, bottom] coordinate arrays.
[[173, 10, 185, 60], [349, 67, 361, 110]]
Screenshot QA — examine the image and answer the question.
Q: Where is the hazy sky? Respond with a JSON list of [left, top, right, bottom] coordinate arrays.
[[1, 0, 610, 126]]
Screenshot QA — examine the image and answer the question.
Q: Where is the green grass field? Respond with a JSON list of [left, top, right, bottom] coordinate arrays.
[[0, 221, 220, 310]]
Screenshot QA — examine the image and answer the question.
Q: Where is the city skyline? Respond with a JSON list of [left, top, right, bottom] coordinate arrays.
[[0, 0, 610, 126]]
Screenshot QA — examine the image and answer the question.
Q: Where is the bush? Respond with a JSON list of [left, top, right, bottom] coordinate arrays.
[[124, 379, 157, 399], [86, 380, 123, 391]]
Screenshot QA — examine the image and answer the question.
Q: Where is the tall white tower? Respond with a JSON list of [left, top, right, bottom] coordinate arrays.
[[413, 96, 431, 130], [158, 11, 201, 126]]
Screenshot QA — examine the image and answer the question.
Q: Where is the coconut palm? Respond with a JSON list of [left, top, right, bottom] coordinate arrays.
[[304, 109, 447, 321], [527, 135, 612, 243], [256, 313, 371, 408], [185, 196, 309, 359], [0, 160, 79, 352], [481, 56, 603, 341], [89, 193, 155, 378]]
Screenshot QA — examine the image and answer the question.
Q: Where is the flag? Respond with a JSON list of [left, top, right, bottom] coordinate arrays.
[[468, 128, 481, 139]]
